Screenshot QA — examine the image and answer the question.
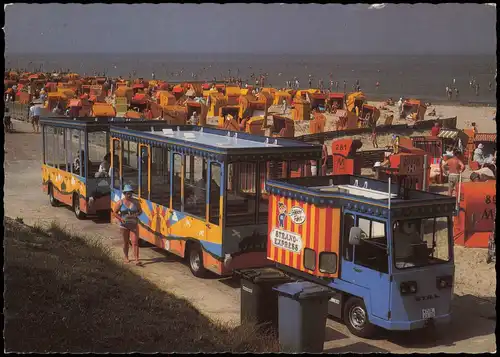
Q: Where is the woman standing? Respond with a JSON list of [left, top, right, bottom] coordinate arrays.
[[113, 185, 143, 265]]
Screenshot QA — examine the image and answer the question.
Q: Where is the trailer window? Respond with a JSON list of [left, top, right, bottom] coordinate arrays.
[[54, 127, 67, 171], [139, 146, 150, 200], [88, 131, 107, 169], [304, 248, 316, 271], [71, 129, 84, 177], [319, 252, 338, 274], [209, 162, 221, 225], [64, 128, 72, 173], [44, 126, 55, 167], [226, 162, 258, 226], [150, 147, 170, 207], [258, 161, 287, 224], [354, 217, 388, 274], [394, 217, 450, 269], [121, 139, 139, 191], [112, 139, 121, 190], [342, 214, 355, 261], [184, 154, 208, 219], [172, 154, 182, 211]]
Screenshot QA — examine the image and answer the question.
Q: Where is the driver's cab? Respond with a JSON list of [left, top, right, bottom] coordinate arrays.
[[266, 174, 456, 334], [343, 193, 455, 331]]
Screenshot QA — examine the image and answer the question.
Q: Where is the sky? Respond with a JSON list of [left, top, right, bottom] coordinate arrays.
[[4, 3, 497, 55]]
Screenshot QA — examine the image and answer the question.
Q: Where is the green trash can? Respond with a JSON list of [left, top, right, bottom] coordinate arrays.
[[273, 281, 335, 353], [236, 267, 291, 330]]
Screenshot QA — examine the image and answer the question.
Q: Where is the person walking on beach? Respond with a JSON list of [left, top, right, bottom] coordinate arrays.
[[282, 99, 288, 114], [431, 122, 441, 137], [330, 80, 334, 92], [443, 151, 465, 197], [113, 185, 143, 266], [343, 80, 347, 93], [397, 97, 403, 117], [454, 87, 459, 99], [475, 83, 480, 96], [371, 124, 378, 148], [471, 122, 478, 134], [29, 102, 41, 133], [308, 77, 312, 88]]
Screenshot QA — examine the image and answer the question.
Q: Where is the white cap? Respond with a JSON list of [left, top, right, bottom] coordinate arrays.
[[478, 143, 484, 149], [374, 161, 381, 167], [445, 151, 454, 157]]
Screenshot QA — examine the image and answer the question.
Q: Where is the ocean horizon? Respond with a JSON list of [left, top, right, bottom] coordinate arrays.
[[5, 53, 497, 105]]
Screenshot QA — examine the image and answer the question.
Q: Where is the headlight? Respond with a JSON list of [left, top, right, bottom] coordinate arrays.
[[436, 276, 453, 289], [400, 281, 418, 295]]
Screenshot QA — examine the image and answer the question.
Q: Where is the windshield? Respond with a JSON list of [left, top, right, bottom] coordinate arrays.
[[393, 217, 451, 269]]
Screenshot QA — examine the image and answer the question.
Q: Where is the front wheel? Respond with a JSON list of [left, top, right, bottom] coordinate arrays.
[[49, 185, 60, 207], [343, 297, 377, 338], [188, 244, 208, 278], [73, 194, 86, 220]]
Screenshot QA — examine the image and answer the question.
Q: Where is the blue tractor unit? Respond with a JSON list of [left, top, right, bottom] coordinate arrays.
[[266, 174, 456, 337]]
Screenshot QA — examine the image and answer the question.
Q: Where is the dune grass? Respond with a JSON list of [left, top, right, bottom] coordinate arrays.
[[3, 216, 279, 353]]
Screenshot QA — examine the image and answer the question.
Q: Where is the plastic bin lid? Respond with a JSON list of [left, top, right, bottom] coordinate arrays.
[[235, 267, 290, 283], [273, 281, 334, 300]]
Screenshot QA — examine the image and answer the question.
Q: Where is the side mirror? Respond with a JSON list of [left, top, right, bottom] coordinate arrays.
[[349, 227, 363, 246]]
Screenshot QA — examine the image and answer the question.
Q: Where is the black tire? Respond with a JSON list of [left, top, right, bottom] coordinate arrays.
[[49, 185, 60, 207], [343, 297, 377, 338], [73, 193, 86, 220], [187, 243, 208, 278]]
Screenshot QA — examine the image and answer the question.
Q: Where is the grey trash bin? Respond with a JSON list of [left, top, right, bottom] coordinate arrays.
[[273, 281, 334, 353], [235, 267, 291, 330]]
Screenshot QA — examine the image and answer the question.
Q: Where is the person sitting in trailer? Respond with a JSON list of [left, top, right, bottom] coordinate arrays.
[[95, 153, 112, 178], [473, 143, 486, 165], [73, 150, 92, 176]]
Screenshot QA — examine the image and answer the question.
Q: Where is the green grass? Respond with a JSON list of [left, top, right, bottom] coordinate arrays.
[[4, 217, 279, 353]]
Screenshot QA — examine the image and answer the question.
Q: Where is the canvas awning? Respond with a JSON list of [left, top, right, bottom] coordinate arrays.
[[132, 83, 145, 89], [438, 130, 459, 139], [310, 93, 327, 100], [474, 133, 497, 143]]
